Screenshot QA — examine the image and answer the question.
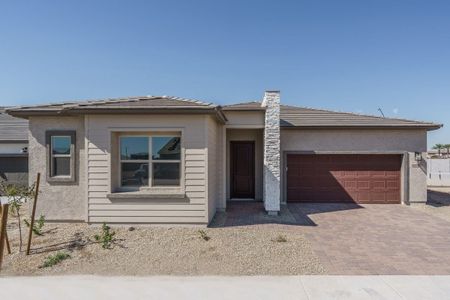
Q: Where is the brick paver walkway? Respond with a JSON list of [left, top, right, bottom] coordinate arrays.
[[290, 203, 450, 275], [216, 198, 450, 275]]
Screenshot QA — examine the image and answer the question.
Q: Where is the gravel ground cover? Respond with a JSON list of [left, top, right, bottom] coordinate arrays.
[[1, 206, 325, 276], [411, 188, 450, 223]]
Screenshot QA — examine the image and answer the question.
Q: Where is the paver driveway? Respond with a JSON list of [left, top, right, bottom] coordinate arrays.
[[289, 203, 450, 275]]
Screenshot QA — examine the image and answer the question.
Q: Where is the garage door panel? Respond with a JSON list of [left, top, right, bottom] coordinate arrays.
[[286, 154, 401, 204]]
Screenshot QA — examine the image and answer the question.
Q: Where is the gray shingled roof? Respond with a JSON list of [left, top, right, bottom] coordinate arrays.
[[0, 108, 28, 141], [6, 96, 441, 130], [7, 95, 228, 122], [8, 95, 216, 112], [280, 105, 441, 130], [222, 101, 265, 110]]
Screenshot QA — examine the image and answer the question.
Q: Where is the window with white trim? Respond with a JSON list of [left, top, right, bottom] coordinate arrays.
[[119, 135, 181, 187]]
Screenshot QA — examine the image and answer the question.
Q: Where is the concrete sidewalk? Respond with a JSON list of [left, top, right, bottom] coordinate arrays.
[[1, 276, 450, 300]]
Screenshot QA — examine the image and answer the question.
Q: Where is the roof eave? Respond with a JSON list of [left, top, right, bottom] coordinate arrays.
[[6, 106, 228, 123], [280, 125, 443, 131], [221, 107, 266, 111]]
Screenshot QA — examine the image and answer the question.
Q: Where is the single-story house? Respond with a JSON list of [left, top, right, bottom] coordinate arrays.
[[0, 108, 28, 188], [6, 91, 442, 225]]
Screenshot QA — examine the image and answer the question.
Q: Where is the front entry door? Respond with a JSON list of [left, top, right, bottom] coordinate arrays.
[[230, 141, 255, 199]]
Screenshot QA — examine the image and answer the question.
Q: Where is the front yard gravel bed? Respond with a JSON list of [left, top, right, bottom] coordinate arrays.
[[1, 220, 325, 276]]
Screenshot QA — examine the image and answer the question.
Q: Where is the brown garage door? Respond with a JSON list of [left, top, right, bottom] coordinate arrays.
[[287, 154, 401, 204]]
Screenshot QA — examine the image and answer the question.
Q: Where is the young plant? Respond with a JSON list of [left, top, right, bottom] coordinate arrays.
[[41, 251, 70, 268], [198, 230, 210, 241], [0, 181, 35, 251], [94, 222, 116, 249], [24, 215, 45, 236], [273, 235, 288, 243]]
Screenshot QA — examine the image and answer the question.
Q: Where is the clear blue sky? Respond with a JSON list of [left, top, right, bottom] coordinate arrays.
[[1, 0, 448, 148]]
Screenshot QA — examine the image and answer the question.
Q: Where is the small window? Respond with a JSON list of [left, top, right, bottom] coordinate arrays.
[[118, 135, 181, 188], [46, 131, 76, 182]]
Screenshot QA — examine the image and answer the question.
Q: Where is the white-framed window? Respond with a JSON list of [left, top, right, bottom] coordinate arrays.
[[119, 134, 181, 188]]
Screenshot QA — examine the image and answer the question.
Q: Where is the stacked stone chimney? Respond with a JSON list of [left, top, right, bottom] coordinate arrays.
[[262, 91, 281, 215]]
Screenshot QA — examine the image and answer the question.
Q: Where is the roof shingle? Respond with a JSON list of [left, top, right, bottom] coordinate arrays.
[[0, 108, 28, 141]]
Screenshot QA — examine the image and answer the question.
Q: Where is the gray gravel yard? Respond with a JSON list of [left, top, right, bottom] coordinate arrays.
[[1, 208, 325, 276], [412, 188, 450, 223]]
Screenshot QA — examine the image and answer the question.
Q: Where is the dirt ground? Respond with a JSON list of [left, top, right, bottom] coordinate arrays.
[[0, 204, 325, 276]]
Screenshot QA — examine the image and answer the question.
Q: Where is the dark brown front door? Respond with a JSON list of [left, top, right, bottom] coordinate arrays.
[[287, 154, 401, 204], [231, 141, 255, 199]]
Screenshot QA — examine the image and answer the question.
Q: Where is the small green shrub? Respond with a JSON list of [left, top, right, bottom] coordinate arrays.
[[94, 222, 116, 249], [273, 235, 288, 243], [24, 215, 45, 236], [41, 252, 70, 268], [198, 230, 210, 241]]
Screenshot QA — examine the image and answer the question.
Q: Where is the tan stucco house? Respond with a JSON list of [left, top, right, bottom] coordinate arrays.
[[6, 91, 442, 225]]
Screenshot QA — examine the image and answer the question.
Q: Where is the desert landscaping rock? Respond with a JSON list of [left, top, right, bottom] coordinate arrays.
[[1, 207, 325, 276]]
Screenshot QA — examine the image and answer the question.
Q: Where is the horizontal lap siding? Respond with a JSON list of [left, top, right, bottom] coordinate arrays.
[[86, 115, 208, 224]]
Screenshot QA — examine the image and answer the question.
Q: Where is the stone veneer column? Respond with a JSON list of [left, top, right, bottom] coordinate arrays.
[[262, 91, 281, 215]]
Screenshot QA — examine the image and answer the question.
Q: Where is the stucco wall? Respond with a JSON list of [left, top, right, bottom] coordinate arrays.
[[28, 116, 86, 221], [85, 114, 210, 224], [226, 129, 264, 201], [206, 116, 222, 222], [223, 111, 265, 126], [280, 129, 428, 204]]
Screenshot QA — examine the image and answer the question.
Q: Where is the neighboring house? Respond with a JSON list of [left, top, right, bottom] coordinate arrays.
[[0, 108, 28, 187], [427, 149, 450, 159], [6, 91, 442, 225]]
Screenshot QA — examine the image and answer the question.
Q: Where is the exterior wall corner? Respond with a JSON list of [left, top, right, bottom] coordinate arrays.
[[262, 91, 281, 212]]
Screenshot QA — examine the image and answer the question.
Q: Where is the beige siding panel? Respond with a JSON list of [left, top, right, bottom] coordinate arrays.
[[185, 161, 205, 167], [89, 197, 111, 204], [185, 179, 206, 186], [186, 191, 205, 198], [185, 149, 206, 155], [185, 154, 205, 161], [185, 185, 205, 192], [185, 167, 205, 174], [88, 148, 107, 155], [88, 179, 109, 186], [89, 173, 108, 179], [187, 198, 206, 204], [89, 216, 205, 223], [88, 167, 108, 174], [89, 204, 205, 210], [87, 154, 107, 161], [88, 191, 108, 198], [89, 160, 109, 167], [185, 173, 205, 179], [88, 186, 109, 192], [86, 114, 209, 224], [90, 210, 205, 217]]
